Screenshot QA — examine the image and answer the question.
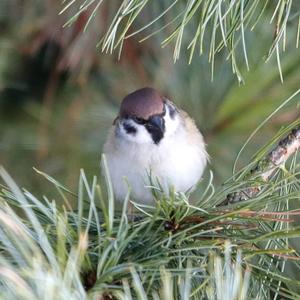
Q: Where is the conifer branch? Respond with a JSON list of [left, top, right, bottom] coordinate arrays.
[[61, 0, 300, 80], [222, 125, 300, 205]]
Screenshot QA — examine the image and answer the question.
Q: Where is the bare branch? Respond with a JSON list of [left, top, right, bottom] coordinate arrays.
[[222, 125, 300, 205]]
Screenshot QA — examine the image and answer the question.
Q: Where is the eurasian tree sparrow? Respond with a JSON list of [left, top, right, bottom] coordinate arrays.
[[104, 87, 208, 204]]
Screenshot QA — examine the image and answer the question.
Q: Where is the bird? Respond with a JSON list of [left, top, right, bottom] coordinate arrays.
[[103, 87, 208, 204]]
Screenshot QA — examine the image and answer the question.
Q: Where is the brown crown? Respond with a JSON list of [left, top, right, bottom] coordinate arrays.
[[119, 87, 165, 120]]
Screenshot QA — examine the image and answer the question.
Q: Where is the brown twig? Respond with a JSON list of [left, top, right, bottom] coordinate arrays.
[[221, 125, 300, 205]]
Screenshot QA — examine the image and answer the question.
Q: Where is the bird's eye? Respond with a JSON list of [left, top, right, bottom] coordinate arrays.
[[166, 102, 177, 119], [133, 116, 146, 125]]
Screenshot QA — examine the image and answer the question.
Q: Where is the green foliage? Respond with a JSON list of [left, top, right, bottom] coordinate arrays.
[[62, 0, 300, 81], [1, 2, 300, 299], [1, 0, 299, 192], [0, 117, 300, 299]]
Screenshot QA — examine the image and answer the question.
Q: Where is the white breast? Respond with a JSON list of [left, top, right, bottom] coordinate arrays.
[[103, 111, 207, 204]]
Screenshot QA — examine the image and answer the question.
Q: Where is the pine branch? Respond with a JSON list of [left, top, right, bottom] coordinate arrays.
[[61, 0, 300, 81], [222, 125, 300, 205], [1, 159, 300, 298]]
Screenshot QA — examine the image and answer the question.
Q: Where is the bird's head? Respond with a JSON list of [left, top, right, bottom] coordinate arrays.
[[115, 87, 179, 145]]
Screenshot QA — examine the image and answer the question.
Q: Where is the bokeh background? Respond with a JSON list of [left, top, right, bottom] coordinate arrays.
[[0, 1, 299, 196]]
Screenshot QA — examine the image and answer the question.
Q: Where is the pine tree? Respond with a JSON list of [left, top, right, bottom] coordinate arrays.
[[0, 1, 300, 299]]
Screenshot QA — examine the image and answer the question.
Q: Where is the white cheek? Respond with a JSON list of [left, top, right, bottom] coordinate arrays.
[[164, 106, 180, 138], [133, 125, 153, 144], [118, 121, 153, 144]]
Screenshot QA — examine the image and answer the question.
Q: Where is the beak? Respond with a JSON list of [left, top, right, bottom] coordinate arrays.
[[145, 115, 165, 144], [147, 115, 164, 132]]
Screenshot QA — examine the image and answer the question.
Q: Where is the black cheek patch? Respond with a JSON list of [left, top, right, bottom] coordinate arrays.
[[123, 123, 137, 135]]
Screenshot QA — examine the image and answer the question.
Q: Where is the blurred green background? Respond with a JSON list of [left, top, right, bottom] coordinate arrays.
[[0, 1, 299, 196]]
